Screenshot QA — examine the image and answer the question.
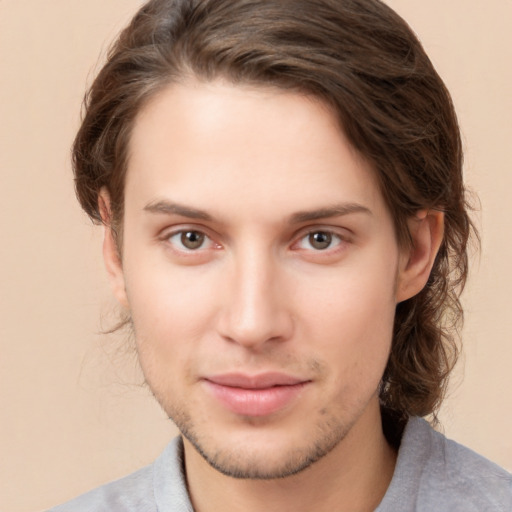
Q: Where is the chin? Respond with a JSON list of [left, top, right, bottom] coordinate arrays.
[[178, 412, 351, 480]]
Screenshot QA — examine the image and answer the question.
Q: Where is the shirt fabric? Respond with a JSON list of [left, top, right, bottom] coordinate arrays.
[[49, 417, 512, 511]]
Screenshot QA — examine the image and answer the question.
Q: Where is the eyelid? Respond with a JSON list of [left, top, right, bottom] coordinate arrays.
[[169, 231, 212, 250], [290, 226, 354, 257], [292, 225, 353, 243], [159, 225, 222, 252], [296, 232, 341, 250], [160, 223, 213, 239]]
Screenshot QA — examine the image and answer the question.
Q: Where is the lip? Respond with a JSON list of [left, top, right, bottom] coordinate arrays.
[[202, 373, 310, 417]]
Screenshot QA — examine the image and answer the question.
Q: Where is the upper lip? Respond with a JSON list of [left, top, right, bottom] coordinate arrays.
[[204, 372, 308, 389]]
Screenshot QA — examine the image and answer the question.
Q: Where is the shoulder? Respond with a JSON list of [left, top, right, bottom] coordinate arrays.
[[48, 464, 155, 512], [417, 417, 511, 511], [379, 417, 512, 512], [47, 437, 191, 512], [49, 465, 157, 512]]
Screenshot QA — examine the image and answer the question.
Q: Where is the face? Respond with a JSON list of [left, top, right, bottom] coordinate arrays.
[[109, 80, 409, 479]]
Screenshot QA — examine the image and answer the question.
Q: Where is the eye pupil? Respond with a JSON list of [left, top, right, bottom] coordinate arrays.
[[181, 231, 205, 249], [309, 231, 332, 250]]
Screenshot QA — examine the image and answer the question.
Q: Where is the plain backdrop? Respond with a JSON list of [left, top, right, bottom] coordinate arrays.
[[1, 1, 511, 510]]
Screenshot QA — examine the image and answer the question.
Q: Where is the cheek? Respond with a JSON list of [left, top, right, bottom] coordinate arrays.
[[125, 246, 217, 317], [312, 289, 395, 413], [122, 258, 221, 368], [299, 255, 397, 376], [302, 253, 397, 331]]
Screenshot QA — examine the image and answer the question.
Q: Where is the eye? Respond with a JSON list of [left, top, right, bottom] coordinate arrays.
[[307, 231, 333, 250], [167, 230, 214, 251], [295, 230, 344, 251]]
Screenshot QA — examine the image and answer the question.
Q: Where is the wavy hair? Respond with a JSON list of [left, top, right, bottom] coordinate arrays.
[[73, 0, 475, 420]]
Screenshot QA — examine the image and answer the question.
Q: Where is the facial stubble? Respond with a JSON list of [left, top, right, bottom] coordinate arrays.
[[155, 384, 379, 481]]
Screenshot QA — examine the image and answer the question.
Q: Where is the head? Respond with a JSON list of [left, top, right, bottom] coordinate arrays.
[[73, 0, 473, 476]]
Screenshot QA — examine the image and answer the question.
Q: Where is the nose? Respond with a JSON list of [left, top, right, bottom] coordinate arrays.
[[216, 247, 294, 351]]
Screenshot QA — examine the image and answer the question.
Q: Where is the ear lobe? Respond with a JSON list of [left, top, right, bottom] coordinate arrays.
[[98, 189, 129, 309], [395, 210, 444, 303]]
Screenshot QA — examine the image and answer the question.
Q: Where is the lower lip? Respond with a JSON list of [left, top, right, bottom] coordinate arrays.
[[203, 381, 308, 417]]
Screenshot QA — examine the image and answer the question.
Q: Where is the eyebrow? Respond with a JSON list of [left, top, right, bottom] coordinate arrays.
[[289, 203, 372, 223], [144, 200, 213, 221], [143, 199, 371, 223]]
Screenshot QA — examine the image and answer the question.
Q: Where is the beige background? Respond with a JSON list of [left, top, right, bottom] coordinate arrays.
[[1, 1, 511, 510]]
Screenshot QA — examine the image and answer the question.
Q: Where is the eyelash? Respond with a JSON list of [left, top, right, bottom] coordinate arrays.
[[165, 229, 219, 252], [293, 230, 346, 252], [160, 226, 351, 258]]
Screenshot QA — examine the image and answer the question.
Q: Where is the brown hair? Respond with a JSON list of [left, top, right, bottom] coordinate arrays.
[[73, 0, 474, 421]]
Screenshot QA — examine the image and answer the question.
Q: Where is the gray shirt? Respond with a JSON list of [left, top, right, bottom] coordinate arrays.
[[49, 417, 512, 511]]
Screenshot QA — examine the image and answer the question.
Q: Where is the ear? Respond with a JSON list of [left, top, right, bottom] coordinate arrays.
[[98, 188, 129, 309], [395, 210, 444, 303]]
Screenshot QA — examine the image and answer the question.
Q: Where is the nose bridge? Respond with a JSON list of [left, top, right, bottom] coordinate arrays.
[[218, 242, 292, 348]]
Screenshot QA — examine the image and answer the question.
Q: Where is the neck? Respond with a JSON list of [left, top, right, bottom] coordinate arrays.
[[183, 401, 398, 512]]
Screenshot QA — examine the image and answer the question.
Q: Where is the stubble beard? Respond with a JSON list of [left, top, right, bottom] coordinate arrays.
[[165, 401, 354, 480]]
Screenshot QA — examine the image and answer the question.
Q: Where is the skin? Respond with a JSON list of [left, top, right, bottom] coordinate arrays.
[[102, 79, 443, 512]]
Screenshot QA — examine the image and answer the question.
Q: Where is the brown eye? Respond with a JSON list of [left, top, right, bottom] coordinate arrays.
[[308, 231, 332, 250], [180, 231, 205, 250]]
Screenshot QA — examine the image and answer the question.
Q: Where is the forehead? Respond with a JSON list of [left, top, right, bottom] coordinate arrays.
[[125, 79, 387, 223]]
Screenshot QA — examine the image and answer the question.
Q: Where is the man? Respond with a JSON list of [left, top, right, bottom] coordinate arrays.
[[50, 0, 511, 510]]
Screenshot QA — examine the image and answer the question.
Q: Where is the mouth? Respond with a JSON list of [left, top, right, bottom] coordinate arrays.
[[202, 372, 311, 417]]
